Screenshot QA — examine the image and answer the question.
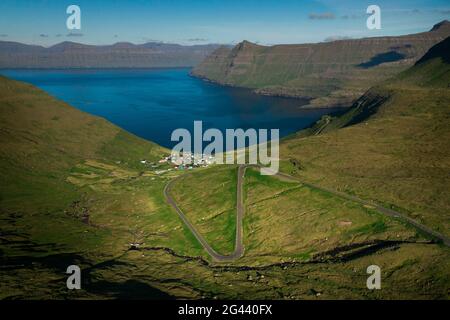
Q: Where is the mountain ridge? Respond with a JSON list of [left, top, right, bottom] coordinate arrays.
[[0, 37, 449, 299], [0, 40, 223, 68], [192, 20, 450, 107], [0, 75, 166, 174], [280, 36, 450, 237]]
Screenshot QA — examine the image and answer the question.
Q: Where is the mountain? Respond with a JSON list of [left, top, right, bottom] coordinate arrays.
[[0, 41, 222, 68], [0, 75, 201, 299], [156, 37, 450, 298], [0, 75, 166, 211], [280, 36, 450, 237], [1, 39, 449, 299], [0, 75, 165, 166], [397, 35, 450, 87], [192, 20, 450, 107]]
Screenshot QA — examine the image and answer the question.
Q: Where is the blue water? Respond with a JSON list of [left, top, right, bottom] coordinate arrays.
[[0, 68, 341, 148]]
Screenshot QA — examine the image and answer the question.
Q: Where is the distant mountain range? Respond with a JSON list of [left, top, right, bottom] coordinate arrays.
[[0, 41, 223, 68], [192, 20, 450, 107]]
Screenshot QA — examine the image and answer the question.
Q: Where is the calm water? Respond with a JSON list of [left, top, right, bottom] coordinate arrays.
[[0, 68, 340, 148]]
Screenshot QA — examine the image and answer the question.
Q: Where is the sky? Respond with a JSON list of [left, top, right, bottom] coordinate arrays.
[[0, 0, 449, 46]]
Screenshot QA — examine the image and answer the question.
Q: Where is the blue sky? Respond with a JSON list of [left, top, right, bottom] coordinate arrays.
[[0, 0, 449, 46]]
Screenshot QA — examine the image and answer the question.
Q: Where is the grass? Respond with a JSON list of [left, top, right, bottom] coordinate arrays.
[[1, 41, 450, 299], [169, 165, 238, 255], [0, 75, 206, 298], [239, 168, 419, 265], [347, 220, 387, 236], [279, 86, 450, 238], [162, 164, 422, 267], [278, 45, 450, 240]]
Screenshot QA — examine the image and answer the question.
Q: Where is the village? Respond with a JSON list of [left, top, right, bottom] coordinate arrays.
[[140, 152, 216, 175]]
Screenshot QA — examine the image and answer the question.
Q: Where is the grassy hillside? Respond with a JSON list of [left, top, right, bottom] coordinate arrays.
[[1, 37, 449, 299], [167, 163, 450, 299], [397, 35, 450, 87], [0, 75, 168, 210], [241, 168, 418, 265], [170, 166, 238, 255], [0, 76, 208, 299], [164, 37, 450, 298], [192, 21, 450, 107], [280, 37, 450, 238]]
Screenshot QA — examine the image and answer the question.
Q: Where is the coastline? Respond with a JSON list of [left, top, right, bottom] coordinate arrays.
[[189, 70, 353, 109]]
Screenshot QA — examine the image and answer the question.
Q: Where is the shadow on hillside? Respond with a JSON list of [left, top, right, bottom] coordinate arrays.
[[415, 36, 450, 65], [85, 279, 174, 300], [358, 51, 407, 68]]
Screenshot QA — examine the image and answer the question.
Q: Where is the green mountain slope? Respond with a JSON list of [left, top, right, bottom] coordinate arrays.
[[0, 76, 208, 299], [0, 75, 167, 210], [1, 41, 449, 299], [280, 37, 450, 237], [192, 21, 450, 107], [397, 35, 450, 87], [0, 76, 164, 167], [162, 37, 450, 298]]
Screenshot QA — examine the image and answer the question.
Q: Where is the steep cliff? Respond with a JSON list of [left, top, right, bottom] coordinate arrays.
[[0, 41, 221, 68], [192, 21, 450, 107]]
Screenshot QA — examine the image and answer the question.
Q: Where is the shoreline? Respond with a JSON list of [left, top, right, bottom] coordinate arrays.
[[189, 71, 354, 109]]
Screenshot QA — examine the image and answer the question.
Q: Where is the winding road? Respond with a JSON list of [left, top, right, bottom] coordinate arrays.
[[273, 171, 450, 247], [164, 165, 246, 262], [164, 165, 450, 262]]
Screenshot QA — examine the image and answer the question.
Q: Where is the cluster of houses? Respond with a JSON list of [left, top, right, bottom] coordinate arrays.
[[140, 152, 216, 174], [166, 152, 216, 170]]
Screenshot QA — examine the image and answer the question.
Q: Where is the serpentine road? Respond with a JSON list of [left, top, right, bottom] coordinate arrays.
[[164, 165, 450, 262], [164, 165, 246, 262]]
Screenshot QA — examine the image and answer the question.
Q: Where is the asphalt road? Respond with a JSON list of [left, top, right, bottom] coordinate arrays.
[[273, 171, 450, 247], [164, 165, 450, 262], [164, 165, 246, 262]]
